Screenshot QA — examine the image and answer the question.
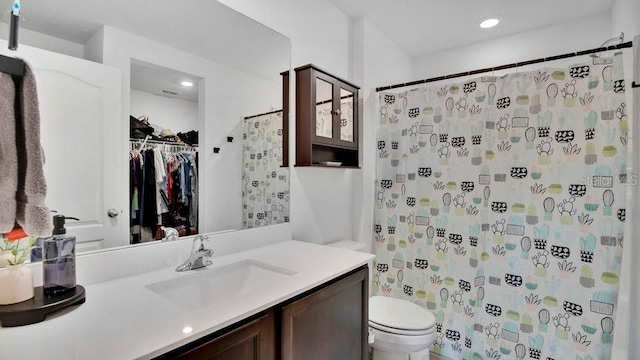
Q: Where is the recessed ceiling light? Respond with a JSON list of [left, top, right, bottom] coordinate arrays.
[[480, 18, 500, 29], [182, 326, 193, 334], [181, 81, 194, 87]]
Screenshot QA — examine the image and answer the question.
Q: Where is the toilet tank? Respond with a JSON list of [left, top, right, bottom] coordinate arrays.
[[325, 240, 369, 253]]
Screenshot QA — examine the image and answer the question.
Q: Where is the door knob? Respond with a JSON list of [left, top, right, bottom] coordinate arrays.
[[107, 208, 120, 218]]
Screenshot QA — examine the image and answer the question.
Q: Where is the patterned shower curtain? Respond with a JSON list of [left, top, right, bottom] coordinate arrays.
[[374, 53, 627, 360], [242, 111, 290, 228]]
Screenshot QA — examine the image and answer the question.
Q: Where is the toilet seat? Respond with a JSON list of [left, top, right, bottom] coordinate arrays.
[[369, 296, 435, 333], [369, 319, 435, 336]]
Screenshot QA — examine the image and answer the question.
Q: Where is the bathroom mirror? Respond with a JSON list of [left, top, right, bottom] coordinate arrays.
[[0, 0, 290, 252]]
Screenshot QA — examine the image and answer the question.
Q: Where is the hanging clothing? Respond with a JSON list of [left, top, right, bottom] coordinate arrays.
[[159, 152, 169, 215], [129, 154, 143, 244], [129, 142, 198, 243], [189, 152, 198, 229], [0, 62, 52, 236], [153, 148, 166, 219], [141, 149, 157, 228]]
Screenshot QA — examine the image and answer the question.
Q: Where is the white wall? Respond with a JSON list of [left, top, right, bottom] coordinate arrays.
[[352, 18, 414, 250], [0, 24, 84, 58], [611, 0, 640, 40], [130, 89, 198, 134], [413, 13, 612, 79], [217, 0, 352, 79], [98, 26, 282, 234]]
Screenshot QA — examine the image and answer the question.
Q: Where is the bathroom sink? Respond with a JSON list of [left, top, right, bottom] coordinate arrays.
[[146, 259, 296, 310]]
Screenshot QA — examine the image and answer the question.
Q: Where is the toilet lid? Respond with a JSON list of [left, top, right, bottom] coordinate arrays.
[[369, 296, 435, 331]]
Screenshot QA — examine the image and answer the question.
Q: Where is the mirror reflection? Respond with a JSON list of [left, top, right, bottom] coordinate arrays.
[[0, 0, 291, 254], [242, 110, 289, 229], [129, 60, 201, 244]]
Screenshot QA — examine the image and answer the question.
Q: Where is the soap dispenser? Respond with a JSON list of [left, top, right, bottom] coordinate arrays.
[[43, 215, 79, 294]]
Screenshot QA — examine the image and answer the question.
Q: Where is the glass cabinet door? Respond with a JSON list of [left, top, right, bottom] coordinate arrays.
[[315, 78, 333, 139], [339, 87, 354, 143]]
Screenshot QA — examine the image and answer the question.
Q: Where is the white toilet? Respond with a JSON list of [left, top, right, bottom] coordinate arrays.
[[369, 296, 436, 360], [324, 241, 436, 360]]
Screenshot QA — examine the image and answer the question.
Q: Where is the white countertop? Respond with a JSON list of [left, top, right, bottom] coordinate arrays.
[[0, 240, 374, 360]]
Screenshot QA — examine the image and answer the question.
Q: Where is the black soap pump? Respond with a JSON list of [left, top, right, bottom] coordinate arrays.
[[43, 215, 79, 295]]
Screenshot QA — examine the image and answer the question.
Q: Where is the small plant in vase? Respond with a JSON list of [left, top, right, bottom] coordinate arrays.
[[0, 227, 38, 305], [1, 227, 37, 267], [0, 239, 13, 269]]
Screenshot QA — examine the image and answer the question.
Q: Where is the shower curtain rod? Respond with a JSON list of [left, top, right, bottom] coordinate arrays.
[[376, 41, 634, 92], [244, 108, 282, 120]]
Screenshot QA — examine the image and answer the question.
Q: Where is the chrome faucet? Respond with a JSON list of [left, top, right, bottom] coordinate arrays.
[[175, 235, 213, 272]]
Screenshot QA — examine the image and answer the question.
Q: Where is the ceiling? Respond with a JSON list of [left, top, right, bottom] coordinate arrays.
[[0, 0, 290, 105], [130, 60, 200, 102], [0, 0, 290, 80], [327, 0, 615, 58], [0, 0, 615, 76]]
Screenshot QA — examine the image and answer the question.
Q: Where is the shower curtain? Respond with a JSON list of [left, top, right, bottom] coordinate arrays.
[[374, 53, 628, 360], [242, 111, 290, 228]]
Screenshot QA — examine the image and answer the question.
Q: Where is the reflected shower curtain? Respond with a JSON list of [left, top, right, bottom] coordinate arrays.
[[374, 54, 627, 360], [242, 111, 289, 228]]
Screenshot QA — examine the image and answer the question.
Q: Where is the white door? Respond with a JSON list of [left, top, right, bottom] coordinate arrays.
[[0, 41, 128, 251]]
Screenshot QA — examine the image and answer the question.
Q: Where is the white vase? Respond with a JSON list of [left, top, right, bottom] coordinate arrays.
[[0, 250, 13, 269], [0, 265, 35, 305]]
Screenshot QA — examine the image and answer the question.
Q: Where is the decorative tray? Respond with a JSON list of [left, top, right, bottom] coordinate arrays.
[[0, 285, 85, 327]]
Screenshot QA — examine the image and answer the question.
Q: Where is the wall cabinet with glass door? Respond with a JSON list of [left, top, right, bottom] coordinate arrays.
[[293, 64, 359, 167]]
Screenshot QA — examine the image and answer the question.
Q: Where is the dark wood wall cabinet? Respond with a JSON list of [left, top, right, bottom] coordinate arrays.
[[156, 266, 369, 360], [286, 64, 360, 168]]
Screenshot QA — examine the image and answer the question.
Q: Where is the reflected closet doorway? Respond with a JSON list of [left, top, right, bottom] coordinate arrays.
[[129, 59, 202, 244]]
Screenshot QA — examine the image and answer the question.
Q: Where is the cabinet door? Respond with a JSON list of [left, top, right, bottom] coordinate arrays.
[[281, 267, 368, 360], [312, 71, 337, 146], [335, 83, 358, 149], [174, 311, 275, 360]]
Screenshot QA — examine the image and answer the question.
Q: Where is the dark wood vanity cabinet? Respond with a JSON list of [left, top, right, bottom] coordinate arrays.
[[171, 310, 275, 360], [281, 266, 368, 360], [290, 64, 360, 167], [158, 266, 368, 360]]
